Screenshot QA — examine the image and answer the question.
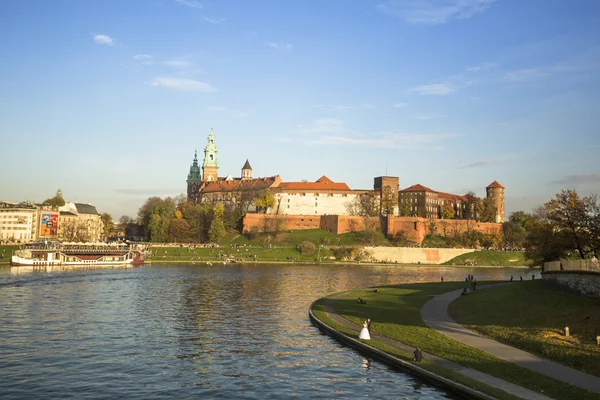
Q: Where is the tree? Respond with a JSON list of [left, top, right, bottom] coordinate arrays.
[[545, 189, 595, 259], [208, 203, 226, 242], [479, 196, 497, 223], [346, 192, 379, 217], [61, 219, 91, 242], [100, 213, 114, 240], [524, 207, 569, 265], [502, 211, 531, 249], [441, 202, 455, 220], [398, 200, 412, 217], [253, 190, 275, 214], [462, 192, 479, 220], [168, 218, 191, 243], [43, 189, 66, 207]]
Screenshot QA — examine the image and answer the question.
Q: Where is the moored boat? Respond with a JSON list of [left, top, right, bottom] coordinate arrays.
[[10, 242, 146, 267]]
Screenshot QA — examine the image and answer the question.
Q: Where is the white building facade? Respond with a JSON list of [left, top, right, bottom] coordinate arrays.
[[0, 202, 38, 243]]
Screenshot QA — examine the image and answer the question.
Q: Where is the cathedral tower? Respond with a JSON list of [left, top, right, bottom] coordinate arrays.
[[241, 159, 252, 180], [186, 150, 202, 202], [486, 181, 505, 223], [202, 128, 219, 182]]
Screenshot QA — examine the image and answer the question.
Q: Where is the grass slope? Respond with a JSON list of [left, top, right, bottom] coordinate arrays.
[[449, 280, 600, 377], [444, 250, 533, 267], [313, 281, 597, 400]]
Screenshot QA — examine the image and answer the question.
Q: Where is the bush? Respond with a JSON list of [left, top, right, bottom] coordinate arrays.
[[246, 226, 260, 241], [296, 241, 316, 255]]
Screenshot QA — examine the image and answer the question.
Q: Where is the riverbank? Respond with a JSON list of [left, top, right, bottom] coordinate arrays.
[[311, 281, 599, 400]]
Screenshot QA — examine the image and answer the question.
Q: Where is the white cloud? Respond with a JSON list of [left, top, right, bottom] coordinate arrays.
[[174, 0, 202, 9], [151, 77, 216, 92], [164, 60, 192, 68], [93, 34, 114, 46], [466, 62, 499, 72], [393, 102, 407, 108], [377, 0, 497, 25], [292, 118, 462, 149], [133, 54, 152, 60], [203, 16, 226, 24], [408, 83, 454, 95], [266, 42, 293, 51]]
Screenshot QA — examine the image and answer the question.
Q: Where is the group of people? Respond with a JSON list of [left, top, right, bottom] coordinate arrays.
[[356, 297, 367, 304]]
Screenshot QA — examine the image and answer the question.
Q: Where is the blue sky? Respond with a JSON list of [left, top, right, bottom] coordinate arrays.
[[1, 0, 599, 219]]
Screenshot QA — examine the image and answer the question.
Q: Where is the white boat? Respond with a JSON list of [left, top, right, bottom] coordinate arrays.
[[11, 242, 146, 267]]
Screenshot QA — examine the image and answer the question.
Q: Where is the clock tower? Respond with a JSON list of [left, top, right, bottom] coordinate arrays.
[[202, 128, 219, 182]]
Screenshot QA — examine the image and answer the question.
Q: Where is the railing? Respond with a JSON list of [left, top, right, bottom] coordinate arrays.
[[545, 259, 600, 272]]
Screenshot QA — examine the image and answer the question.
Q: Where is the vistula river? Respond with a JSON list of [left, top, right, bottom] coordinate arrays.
[[0, 263, 531, 399]]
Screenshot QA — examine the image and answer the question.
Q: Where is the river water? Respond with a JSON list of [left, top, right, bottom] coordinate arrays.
[[0, 263, 529, 399]]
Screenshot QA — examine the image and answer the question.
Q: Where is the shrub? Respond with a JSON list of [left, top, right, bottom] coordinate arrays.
[[296, 241, 316, 255]]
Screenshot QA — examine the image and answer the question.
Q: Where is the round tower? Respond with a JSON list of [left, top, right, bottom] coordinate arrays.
[[486, 181, 505, 223], [202, 128, 219, 182]]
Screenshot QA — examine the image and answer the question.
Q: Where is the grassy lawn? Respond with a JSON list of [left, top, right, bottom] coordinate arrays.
[[149, 229, 393, 263], [444, 250, 533, 267], [449, 280, 600, 377], [0, 245, 18, 265], [312, 282, 597, 400]]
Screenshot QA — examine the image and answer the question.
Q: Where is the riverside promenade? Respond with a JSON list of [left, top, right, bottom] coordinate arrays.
[[314, 284, 600, 399], [421, 287, 600, 396]]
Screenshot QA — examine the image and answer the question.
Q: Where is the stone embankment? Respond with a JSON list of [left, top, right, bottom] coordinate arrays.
[[364, 246, 474, 264], [543, 259, 600, 299]]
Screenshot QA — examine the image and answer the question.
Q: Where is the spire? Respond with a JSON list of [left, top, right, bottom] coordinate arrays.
[[242, 159, 252, 170], [187, 149, 202, 182]]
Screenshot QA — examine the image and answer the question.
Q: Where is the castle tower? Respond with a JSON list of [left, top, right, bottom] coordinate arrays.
[[202, 128, 219, 182], [241, 159, 252, 180], [486, 181, 505, 223], [186, 149, 202, 202], [374, 176, 399, 216]]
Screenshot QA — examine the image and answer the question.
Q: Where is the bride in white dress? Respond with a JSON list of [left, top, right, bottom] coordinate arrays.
[[358, 320, 370, 340]]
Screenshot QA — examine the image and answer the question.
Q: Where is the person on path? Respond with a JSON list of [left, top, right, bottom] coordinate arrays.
[[359, 320, 371, 340], [367, 318, 371, 333]]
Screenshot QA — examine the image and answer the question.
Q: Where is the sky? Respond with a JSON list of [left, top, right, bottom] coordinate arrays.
[[1, 0, 599, 220]]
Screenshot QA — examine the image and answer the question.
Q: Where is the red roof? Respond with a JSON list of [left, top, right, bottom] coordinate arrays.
[[202, 176, 280, 193], [278, 176, 350, 191], [399, 184, 436, 193], [487, 180, 504, 189]]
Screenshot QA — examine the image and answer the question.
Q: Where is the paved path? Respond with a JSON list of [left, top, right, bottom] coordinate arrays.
[[421, 287, 600, 396], [323, 298, 551, 400]]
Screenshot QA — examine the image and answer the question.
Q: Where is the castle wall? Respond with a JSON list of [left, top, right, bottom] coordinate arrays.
[[386, 216, 502, 243], [365, 247, 474, 264], [242, 213, 321, 233], [542, 271, 600, 300]]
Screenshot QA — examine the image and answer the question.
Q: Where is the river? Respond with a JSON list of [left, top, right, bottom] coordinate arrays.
[[0, 263, 530, 399]]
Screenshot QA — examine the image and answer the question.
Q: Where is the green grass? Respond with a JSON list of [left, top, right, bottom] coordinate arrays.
[[313, 281, 598, 400], [444, 250, 533, 267], [312, 305, 522, 400], [150, 229, 393, 263], [0, 245, 18, 265], [449, 280, 600, 377]]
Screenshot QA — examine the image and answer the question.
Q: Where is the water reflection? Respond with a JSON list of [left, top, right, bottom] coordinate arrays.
[[0, 263, 527, 399]]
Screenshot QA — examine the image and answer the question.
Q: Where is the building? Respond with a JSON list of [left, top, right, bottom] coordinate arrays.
[[58, 202, 103, 242], [0, 201, 38, 243], [398, 182, 504, 222], [186, 129, 369, 214], [186, 128, 505, 222]]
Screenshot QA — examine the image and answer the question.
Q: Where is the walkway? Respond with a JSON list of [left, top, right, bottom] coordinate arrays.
[[322, 298, 550, 400], [421, 287, 600, 396]]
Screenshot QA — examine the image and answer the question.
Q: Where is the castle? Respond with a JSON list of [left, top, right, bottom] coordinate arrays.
[[186, 129, 505, 223]]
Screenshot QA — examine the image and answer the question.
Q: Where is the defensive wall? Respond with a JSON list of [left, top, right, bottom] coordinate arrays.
[[242, 213, 502, 245], [543, 259, 600, 300], [365, 247, 474, 264]]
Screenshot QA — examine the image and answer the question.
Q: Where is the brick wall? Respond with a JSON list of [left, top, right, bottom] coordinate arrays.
[[386, 216, 502, 243], [242, 213, 321, 233]]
